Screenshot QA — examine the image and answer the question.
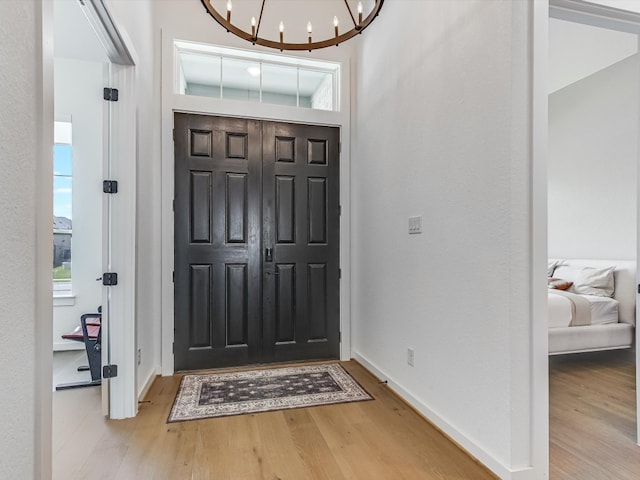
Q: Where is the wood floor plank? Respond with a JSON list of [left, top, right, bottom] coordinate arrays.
[[549, 350, 640, 480], [255, 411, 310, 480], [53, 360, 498, 480], [284, 408, 349, 480]]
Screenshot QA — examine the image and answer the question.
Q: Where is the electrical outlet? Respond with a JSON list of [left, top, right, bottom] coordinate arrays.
[[407, 347, 415, 367], [408, 215, 423, 234], [137, 348, 141, 366]]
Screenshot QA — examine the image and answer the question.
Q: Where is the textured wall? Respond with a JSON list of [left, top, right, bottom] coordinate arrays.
[[353, 0, 534, 476], [0, 0, 52, 478]]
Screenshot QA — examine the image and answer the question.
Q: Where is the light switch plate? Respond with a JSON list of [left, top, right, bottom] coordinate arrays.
[[407, 347, 415, 367], [408, 215, 423, 234]]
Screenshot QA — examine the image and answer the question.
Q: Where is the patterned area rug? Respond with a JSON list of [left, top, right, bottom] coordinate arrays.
[[167, 363, 372, 422]]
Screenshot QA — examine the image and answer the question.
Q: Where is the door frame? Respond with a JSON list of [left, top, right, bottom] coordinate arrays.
[[160, 31, 353, 375]]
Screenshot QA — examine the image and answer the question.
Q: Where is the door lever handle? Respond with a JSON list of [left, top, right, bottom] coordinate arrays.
[[265, 247, 273, 262]]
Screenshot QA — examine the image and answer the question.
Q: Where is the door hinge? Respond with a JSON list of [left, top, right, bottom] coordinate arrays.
[[103, 87, 119, 102], [103, 180, 118, 194], [102, 364, 118, 378], [172, 342, 175, 353], [637, 284, 640, 294], [339, 331, 342, 343], [173, 129, 176, 141], [338, 268, 342, 279], [339, 205, 342, 216], [172, 271, 175, 283], [102, 272, 118, 286], [172, 199, 175, 211]]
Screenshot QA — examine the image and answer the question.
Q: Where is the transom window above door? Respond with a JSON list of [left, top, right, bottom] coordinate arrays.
[[174, 40, 340, 111]]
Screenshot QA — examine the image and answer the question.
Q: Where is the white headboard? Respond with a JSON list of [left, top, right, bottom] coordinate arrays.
[[551, 259, 636, 326]]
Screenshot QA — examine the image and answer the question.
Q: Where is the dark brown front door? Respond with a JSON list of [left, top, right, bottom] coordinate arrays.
[[174, 113, 340, 371]]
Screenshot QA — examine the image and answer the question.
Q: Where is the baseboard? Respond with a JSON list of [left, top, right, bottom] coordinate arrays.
[[353, 352, 529, 480], [137, 368, 158, 402]]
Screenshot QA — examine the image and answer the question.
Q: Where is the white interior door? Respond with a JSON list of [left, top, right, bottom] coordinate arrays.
[[77, 0, 138, 419]]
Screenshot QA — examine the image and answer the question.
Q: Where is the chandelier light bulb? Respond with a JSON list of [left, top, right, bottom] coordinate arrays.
[[226, 0, 232, 22], [333, 16, 339, 37], [279, 21, 284, 44], [251, 16, 256, 37], [307, 21, 312, 34], [358, 1, 363, 24]]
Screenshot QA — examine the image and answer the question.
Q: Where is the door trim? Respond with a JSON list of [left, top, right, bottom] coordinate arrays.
[[531, 1, 550, 478], [104, 61, 138, 419], [160, 30, 353, 375]]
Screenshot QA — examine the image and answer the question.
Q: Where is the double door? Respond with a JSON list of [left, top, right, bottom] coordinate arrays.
[[174, 114, 340, 370]]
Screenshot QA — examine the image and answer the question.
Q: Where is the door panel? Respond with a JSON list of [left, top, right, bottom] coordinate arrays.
[[175, 114, 339, 370], [174, 114, 262, 370], [262, 121, 340, 363]]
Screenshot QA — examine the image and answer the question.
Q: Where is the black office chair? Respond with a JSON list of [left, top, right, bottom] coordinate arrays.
[[56, 307, 102, 390]]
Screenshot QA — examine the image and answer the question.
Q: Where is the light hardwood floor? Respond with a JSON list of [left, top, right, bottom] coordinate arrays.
[[549, 350, 640, 480], [53, 361, 496, 480]]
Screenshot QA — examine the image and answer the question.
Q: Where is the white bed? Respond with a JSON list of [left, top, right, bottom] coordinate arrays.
[[548, 259, 636, 355]]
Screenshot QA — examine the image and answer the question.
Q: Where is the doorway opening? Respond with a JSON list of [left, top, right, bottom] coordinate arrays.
[[547, 1, 640, 477], [50, 0, 138, 424]]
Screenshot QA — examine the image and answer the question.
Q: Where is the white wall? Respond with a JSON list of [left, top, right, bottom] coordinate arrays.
[[104, 0, 159, 398], [0, 0, 52, 477], [353, 1, 537, 478], [549, 55, 638, 260], [53, 57, 105, 349]]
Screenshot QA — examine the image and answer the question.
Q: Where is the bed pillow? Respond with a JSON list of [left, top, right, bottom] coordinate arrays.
[[547, 278, 573, 290], [547, 260, 560, 277], [553, 265, 615, 297]]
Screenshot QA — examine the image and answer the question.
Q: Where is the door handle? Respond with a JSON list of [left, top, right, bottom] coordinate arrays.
[[265, 247, 273, 262]]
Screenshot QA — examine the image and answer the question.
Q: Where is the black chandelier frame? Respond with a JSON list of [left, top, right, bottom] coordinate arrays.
[[200, 0, 385, 51]]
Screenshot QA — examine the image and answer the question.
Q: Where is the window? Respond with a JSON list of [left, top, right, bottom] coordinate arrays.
[[176, 41, 340, 112], [53, 121, 72, 293]]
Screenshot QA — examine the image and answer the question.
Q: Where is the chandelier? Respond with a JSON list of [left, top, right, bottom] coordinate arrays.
[[200, 0, 385, 51]]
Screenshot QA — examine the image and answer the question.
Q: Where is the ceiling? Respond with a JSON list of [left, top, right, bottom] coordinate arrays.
[[587, 0, 640, 13], [549, 17, 638, 93], [54, 0, 109, 63]]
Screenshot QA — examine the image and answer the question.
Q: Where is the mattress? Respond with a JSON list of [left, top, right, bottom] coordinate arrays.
[[548, 291, 619, 328]]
